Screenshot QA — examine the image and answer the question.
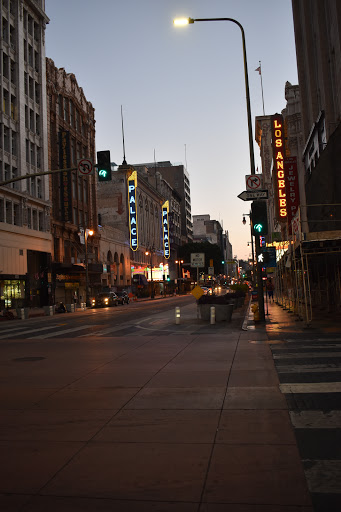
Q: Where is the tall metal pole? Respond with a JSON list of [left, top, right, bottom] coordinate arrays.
[[188, 17, 264, 321], [150, 249, 154, 299], [85, 230, 89, 307]]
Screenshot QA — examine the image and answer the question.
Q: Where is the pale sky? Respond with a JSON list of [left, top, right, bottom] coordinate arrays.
[[45, 0, 298, 261]]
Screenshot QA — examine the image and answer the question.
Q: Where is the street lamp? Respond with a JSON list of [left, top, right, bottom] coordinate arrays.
[[85, 228, 94, 307], [145, 246, 155, 299], [175, 259, 184, 294], [173, 15, 265, 321], [242, 212, 255, 286]]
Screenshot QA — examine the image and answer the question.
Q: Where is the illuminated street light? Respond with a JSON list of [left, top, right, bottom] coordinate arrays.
[[145, 246, 155, 299], [175, 259, 184, 294], [173, 15, 264, 321], [85, 228, 94, 307]]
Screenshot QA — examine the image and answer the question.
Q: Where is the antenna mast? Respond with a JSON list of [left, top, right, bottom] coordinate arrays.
[[121, 105, 127, 165]]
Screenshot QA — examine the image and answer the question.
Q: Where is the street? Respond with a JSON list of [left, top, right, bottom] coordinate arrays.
[[0, 297, 340, 511]]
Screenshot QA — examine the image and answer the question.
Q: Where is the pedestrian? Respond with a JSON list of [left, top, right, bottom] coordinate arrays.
[[266, 279, 274, 302]]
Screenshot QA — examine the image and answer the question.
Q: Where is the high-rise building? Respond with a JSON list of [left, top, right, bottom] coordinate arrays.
[[135, 161, 193, 244], [0, 0, 51, 309]]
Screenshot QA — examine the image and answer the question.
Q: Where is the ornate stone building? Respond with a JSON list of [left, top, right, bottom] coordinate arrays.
[[46, 58, 101, 305]]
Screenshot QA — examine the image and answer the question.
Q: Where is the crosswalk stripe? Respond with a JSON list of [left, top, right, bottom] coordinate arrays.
[[30, 325, 93, 339], [0, 324, 66, 339], [280, 382, 341, 393], [290, 410, 341, 428]]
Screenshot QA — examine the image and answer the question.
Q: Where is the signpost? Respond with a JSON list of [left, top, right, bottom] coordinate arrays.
[[191, 253, 205, 285], [238, 190, 268, 201], [245, 174, 262, 190], [77, 158, 93, 176]]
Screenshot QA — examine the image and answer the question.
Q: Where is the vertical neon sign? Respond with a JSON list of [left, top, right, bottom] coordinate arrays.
[[162, 201, 170, 259], [271, 114, 287, 222], [128, 171, 138, 250]]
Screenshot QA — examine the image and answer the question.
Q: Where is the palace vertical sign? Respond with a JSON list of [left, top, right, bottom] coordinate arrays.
[[271, 114, 287, 222], [127, 171, 138, 251], [162, 201, 170, 259], [59, 131, 72, 222]]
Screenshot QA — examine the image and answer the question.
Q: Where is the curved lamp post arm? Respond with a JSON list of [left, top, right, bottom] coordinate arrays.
[[188, 17, 255, 176]]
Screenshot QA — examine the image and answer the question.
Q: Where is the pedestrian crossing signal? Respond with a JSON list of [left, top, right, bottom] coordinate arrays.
[[97, 150, 112, 181]]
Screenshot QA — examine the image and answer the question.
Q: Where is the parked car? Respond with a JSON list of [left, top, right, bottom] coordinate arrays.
[[116, 290, 130, 304], [91, 292, 119, 308]]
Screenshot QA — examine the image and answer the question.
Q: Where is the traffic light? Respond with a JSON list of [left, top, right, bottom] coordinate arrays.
[[251, 201, 268, 235], [97, 150, 111, 181]]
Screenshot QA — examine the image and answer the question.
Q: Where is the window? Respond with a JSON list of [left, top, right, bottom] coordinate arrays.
[[30, 176, 36, 196], [26, 139, 30, 162], [27, 207, 32, 228], [10, 95, 16, 120], [78, 178, 82, 201], [34, 22, 40, 42], [38, 211, 43, 231], [0, 198, 4, 222], [72, 173, 76, 197], [36, 146, 41, 168], [63, 97, 68, 121], [13, 203, 20, 226], [37, 178, 42, 199], [35, 83, 40, 104], [10, 59, 15, 84], [30, 143, 35, 166], [29, 76, 34, 100], [6, 200, 12, 224], [35, 113, 40, 134], [34, 50, 39, 73], [4, 126, 10, 152], [28, 44, 33, 67], [32, 209, 38, 230], [11, 131, 16, 156], [30, 108, 34, 131], [28, 15, 33, 36], [70, 100, 74, 127], [83, 180, 88, 203], [2, 53, 9, 79], [24, 72, 28, 95], [3, 89, 9, 115], [58, 95, 63, 117]]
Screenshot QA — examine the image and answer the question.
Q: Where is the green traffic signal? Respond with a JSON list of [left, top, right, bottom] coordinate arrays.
[[251, 201, 268, 236], [97, 150, 112, 182]]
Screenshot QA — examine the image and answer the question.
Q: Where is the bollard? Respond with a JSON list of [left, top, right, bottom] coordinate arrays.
[[175, 307, 180, 324], [49, 305, 53, 316], [210, 306, 215, 324], [20, 308, 25, 320]]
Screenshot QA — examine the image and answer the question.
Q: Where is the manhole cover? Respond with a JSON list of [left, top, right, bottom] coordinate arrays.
[[12, 357, 46, 362]]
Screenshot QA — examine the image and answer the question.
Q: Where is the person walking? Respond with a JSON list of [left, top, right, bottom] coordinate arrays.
[[266, 279, 275, 303]]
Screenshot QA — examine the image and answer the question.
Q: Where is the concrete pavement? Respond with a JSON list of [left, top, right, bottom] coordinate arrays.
[[0, 296, 329, 511]]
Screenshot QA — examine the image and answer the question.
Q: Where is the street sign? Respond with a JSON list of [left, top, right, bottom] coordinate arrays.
[[78, 158, 93, 176], [208, 266, 214, 275], [190, 253, 205, 268], [245, 174, 262, 190], [238, 190, 268, 201], [191, 285, 204, 300]]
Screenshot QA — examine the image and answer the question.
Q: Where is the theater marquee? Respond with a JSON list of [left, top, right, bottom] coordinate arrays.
[[127, 171, 138, 251], [271, 114, 287, 222], [162, 201, 170, 259]]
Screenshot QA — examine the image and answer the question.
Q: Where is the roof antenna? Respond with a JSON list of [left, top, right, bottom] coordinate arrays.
[[121, 105, 127, 165]]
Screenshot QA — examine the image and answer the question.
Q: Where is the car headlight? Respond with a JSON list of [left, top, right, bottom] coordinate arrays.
[[104, 298, 109, 303]]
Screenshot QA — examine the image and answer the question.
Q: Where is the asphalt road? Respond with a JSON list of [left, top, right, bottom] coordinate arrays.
[[0, 295, 199, 340]]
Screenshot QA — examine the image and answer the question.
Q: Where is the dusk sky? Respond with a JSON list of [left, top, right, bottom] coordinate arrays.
[[45, 0, 298, 261]]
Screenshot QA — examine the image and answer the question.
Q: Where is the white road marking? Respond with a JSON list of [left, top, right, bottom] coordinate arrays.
[[290, 410, 341, 429], [280, 382, 341, 394], [0, 324, 66, 339], [30, 325, 94, 339]]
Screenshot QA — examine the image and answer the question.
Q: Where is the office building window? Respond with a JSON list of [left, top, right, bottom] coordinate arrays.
[[6, 201, 12, 224], [13, 203, 21, 226]]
